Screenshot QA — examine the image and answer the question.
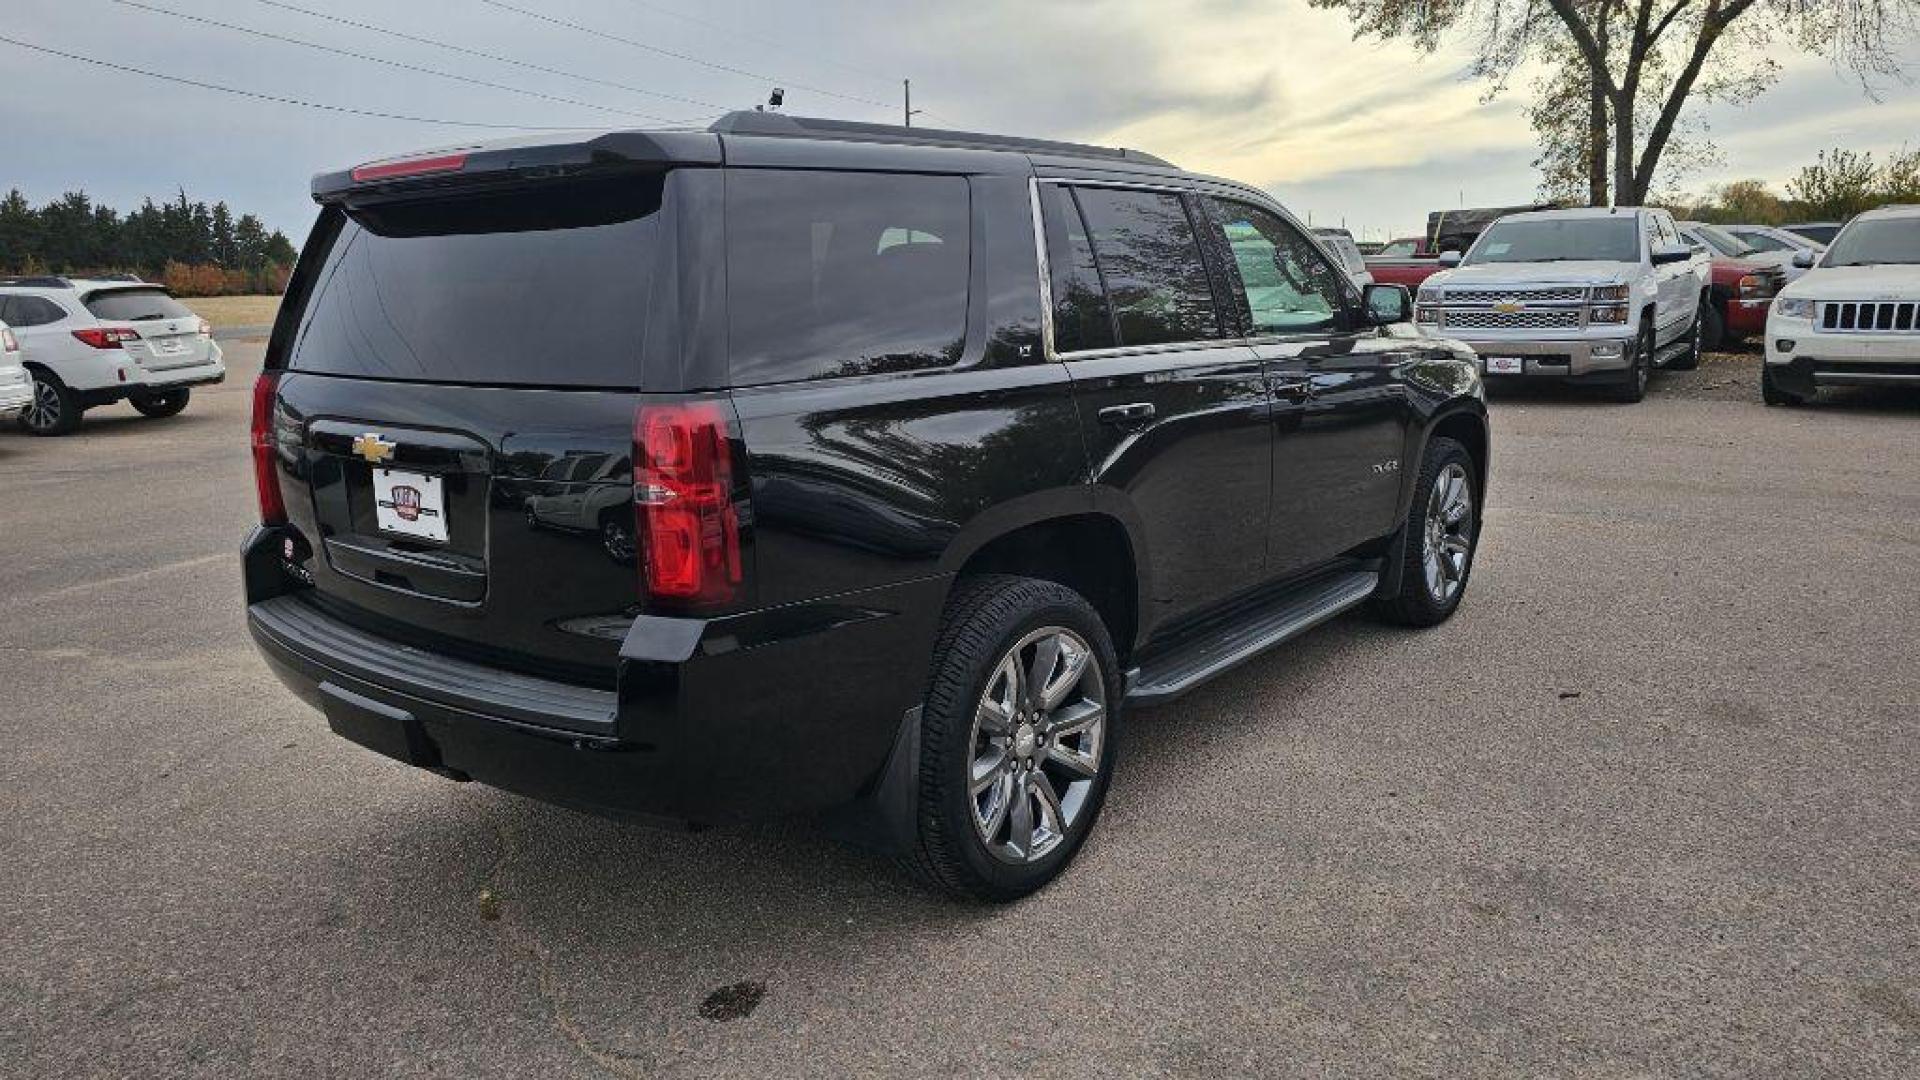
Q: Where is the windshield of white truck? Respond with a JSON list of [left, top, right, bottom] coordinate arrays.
[[1466, 218, 1639, 264]]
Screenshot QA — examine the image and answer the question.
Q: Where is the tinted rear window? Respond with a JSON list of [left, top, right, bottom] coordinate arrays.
[[82, 288, 193, 322], [291, 176, 663, 387], [1070, 186, 1221, 347], [725, 170, 969, 386]]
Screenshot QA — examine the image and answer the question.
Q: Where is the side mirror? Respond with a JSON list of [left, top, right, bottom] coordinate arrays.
[[1362, 283, 1412, 325], [1651, 242, 1693, 265], [1791, 250, 1816, 269], [1438, 250, 1463, 267]]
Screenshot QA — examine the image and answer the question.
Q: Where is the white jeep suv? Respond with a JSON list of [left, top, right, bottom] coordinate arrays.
[[0, 276, 226, 435], [1763, 205, 1920, 406], [1414, 207, 1711, 402]]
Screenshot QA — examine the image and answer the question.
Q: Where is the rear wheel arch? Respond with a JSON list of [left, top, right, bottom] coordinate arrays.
[[949, 513, 1141, 664]]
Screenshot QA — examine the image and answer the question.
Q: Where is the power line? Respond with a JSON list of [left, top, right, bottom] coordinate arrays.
[[0, 33, 616, 131], [606, 0, 960, 125], [248, 0, 729, 115], [105, 0, 689, 125], [610, 0, 897, 86], [475, 0, 895, 113]]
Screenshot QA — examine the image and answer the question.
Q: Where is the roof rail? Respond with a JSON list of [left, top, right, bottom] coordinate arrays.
[[0, 275, 73, 289], [90, 272, 145, 283], [708, 111, 1175, 168]]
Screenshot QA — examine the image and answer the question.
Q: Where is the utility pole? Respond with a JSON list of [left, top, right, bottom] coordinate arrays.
[[903, 78, 922, 127]]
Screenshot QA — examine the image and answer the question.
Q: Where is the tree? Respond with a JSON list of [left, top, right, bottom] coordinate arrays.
[[1312, 0, 1920, 204]]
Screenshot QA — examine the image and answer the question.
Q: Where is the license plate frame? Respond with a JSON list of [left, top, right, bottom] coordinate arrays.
[[1484, 356, 1525, 375], [373, 468, 449, 543]]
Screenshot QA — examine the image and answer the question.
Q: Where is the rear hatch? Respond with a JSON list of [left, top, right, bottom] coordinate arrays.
[[81, 286, 210, 371], [269, 173, 677, 683]]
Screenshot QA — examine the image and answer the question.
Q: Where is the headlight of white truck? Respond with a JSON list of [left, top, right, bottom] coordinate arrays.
[[1774, 298, 1814, 319], [1590, 284, 1631, 302]]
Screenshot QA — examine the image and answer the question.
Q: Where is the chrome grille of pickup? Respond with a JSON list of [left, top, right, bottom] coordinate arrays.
[[1443, 309, 1583, 330], [1440, 286, 1589, 304], [1821, 301, 1918, 333]]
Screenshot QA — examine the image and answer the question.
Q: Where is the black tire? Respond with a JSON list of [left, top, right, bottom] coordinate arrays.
[[1695, 300, 1725, 354], [1669, 306, 1705, 371], [1371, 436, 1479, 627], [1607, 323, 1654, 403], [904, 574, 1122, 902], [19, 369, 81, 436], [1761, 363, 1807, 407], [130, 388, 191, 418]]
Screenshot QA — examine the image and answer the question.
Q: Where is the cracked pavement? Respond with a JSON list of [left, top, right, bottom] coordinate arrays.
[[3, 343, 1918, 1078]]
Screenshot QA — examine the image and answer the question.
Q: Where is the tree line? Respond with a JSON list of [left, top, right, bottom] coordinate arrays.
[[1668, 146, 1920, 225], [0, 189, 299, 296]]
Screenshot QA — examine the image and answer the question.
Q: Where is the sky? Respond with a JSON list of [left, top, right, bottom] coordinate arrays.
[[5, 0, 1920, 244]]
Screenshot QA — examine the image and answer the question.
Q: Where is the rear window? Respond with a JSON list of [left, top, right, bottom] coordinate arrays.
[[291, 175, 663, 387], [82, 288, 193, 322], [725, 170, 969, 386]]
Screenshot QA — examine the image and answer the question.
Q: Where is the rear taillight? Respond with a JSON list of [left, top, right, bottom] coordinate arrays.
[[72, 327, 139, 349], [2, 328, 16, 352], [634, 400, 742, 605], [197, 319, 212, 338], [252, 372, 286, 525]]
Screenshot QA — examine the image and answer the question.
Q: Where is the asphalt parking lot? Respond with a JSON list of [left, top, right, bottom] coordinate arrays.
[[4, 342, 1917, 1078]]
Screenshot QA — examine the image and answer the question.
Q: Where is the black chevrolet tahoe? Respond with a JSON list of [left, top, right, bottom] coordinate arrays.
[[244, 112, 1489, 901]]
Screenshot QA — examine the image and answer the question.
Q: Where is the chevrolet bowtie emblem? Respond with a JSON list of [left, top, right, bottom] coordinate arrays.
[[352, 432, 396, 464], [1493, 301, 1524, 313]]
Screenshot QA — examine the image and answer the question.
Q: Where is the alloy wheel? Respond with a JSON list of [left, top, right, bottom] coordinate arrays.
[[967, 626, 1107, 864], [1422, 462, 1474, 603], [22, 379, 61, 432]]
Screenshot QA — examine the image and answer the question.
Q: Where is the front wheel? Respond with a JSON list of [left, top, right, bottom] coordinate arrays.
[[905, 574, 1121, 902], [130, 388, 191, 418], [1608, 324, 1654, 403], [1372, 436, 1479, 627], [1761, 363, 1807, 407]]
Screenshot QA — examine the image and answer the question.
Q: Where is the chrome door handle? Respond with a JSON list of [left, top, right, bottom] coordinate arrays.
[[1097, 402, 1156, 426]]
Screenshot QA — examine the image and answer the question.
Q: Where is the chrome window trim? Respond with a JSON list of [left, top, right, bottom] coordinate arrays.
[[1028, 176, 1059, 362]]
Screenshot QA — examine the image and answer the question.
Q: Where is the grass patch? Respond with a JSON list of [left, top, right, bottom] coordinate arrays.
[[180, 294, 280, 329]]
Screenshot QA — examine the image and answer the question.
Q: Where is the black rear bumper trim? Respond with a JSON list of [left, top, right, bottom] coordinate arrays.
[[248, 594, 616, 735]]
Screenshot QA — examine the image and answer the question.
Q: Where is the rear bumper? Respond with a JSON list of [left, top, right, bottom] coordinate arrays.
[[75, 359, 226, 407], [242, 526, 946, 823], [0, 362, 29, 415]]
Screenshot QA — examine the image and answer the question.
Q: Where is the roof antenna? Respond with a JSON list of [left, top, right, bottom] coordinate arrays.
[[757, 87, 785, 113]]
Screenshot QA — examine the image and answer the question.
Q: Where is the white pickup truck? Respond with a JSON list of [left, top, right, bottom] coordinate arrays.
[[1413, 207, 1713, 402]]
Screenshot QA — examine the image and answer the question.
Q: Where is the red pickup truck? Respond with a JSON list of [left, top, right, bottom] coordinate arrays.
[[1366, 237, 1450, 291]]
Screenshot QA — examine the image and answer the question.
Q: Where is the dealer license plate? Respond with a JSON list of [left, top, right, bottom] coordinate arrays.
[[373, 469, 448, 543], [1484, 356, 1525, 375]]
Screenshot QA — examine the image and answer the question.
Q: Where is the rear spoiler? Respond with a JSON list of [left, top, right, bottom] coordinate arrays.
[[311, 130, 721, 206]]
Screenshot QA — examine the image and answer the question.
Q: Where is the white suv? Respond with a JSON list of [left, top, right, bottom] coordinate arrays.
[[1764, 205, 1920, 406], [0, 276, 227, 435], [0, 320, 29, 419]]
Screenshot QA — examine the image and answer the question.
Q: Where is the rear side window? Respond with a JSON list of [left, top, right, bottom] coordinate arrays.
[[82, 288, 193, 323], [291, 175, 663, 388], [1041, 185, 1116, 353], [725, 170, 969, 386], [2, 295, 68, 327], [1069, 186, 1221, 348]]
